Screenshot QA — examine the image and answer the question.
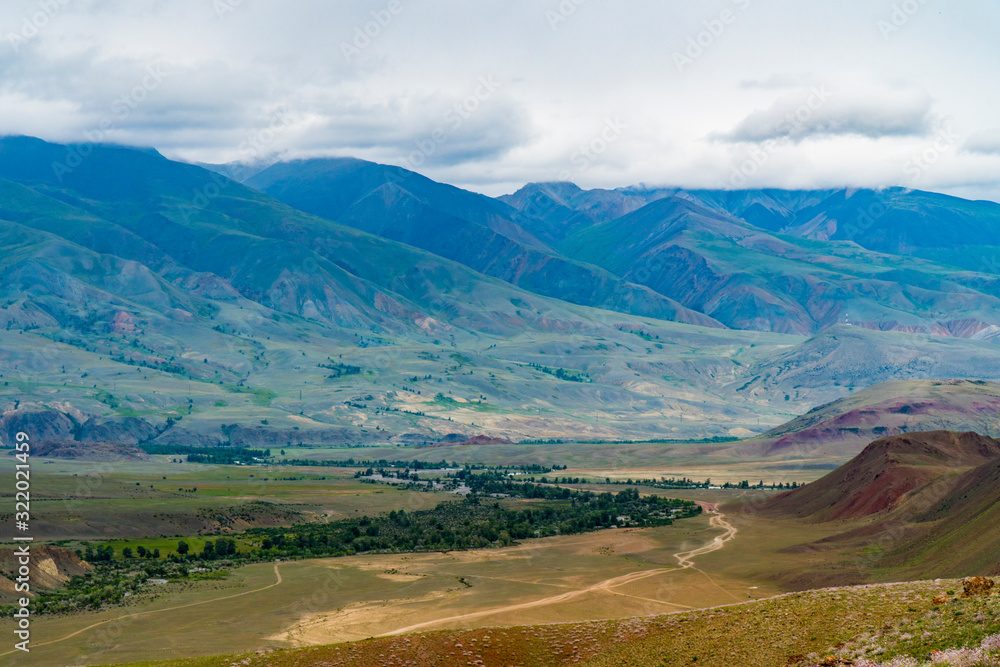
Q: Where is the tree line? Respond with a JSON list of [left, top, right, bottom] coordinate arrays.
[[4, 480, 698, 617]]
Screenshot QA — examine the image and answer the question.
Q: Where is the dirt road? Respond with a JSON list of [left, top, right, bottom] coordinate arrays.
[[385, 503, 738, 636]]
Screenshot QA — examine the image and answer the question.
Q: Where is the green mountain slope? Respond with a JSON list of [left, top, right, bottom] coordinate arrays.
[[3, 137, 1000, 448], [0, 137, 800, 443], [559, 195, 1000, 334], [245, 158, 718, 327]]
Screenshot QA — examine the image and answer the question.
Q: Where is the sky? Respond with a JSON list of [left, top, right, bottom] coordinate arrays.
[[1, 0, 999, 199]]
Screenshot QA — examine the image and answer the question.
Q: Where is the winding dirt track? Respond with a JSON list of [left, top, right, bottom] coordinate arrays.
[[4, 505, 737, 655], [0, 563, 283, 658], [385, 503, 737, 636]]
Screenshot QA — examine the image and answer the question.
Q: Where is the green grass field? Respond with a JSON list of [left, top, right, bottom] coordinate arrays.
[[274, 440, 842, 485], [0, 455, 445, 543]]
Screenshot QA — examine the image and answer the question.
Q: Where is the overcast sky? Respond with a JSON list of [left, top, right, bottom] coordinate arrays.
[[2, 0, 999, 199]]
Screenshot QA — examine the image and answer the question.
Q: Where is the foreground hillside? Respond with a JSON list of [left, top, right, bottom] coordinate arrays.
[[122, 579, 1000, 667], [761, 430, 1000, 581]]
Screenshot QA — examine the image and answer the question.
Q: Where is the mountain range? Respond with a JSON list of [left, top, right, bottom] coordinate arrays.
[[3, 135, 1000, 447], [241, 158, 717, 327], [230, 158, 1000, 336]]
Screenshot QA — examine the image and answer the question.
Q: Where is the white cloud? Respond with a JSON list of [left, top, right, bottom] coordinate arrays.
[[718, 84, 934, 143], [0, 0, 997, 200], [964, 129, 1000, 156]]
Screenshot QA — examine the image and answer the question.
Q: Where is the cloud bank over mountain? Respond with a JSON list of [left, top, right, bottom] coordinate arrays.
[[0, 0, 998, 199]]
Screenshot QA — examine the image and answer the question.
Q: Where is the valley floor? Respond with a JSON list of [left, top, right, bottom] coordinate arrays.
[[0, 507, 753, 666], [2, 482, 997, 666]]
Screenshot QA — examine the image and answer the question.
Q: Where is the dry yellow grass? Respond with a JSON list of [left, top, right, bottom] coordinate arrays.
[[117, 579, 1000, 667]]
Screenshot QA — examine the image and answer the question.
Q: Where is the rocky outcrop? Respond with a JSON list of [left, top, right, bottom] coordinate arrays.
[[0, 546, 91, 599], [453, 435, 512, 446], [1, 411, 164, 448], [150, 426, 224, 447], [963, 576, 995, 598], [787, 655, 856, 666], [222, 424, 390, 448], [76, 416, 159, 445], [0, 410, 76, 446], [32, 440, 148, 461]]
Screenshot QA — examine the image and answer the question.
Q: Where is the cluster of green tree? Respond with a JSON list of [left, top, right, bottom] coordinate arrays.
[[598, 477, 800, 490], [110, 352, 189, 377], [725, 480, 800, 490], [543, 476, 594, 485], [457, 472, 704, 512], [245, 487, 698, 557], [138, 444, 271, 464], [319, 360, 362, 378], [120, 546, 160, 559], [618, 327, 660, 341], [141, 445, 558, 473], [199, 537, 238, 559], [527, 362, 591, 382], [81, 545, 115, 562], [0, 540, 249, 616], [284, 458, 555, 474], [186, 450, 267, 465], [6, 560, 193, 615], [291, 457, 457, 470]]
